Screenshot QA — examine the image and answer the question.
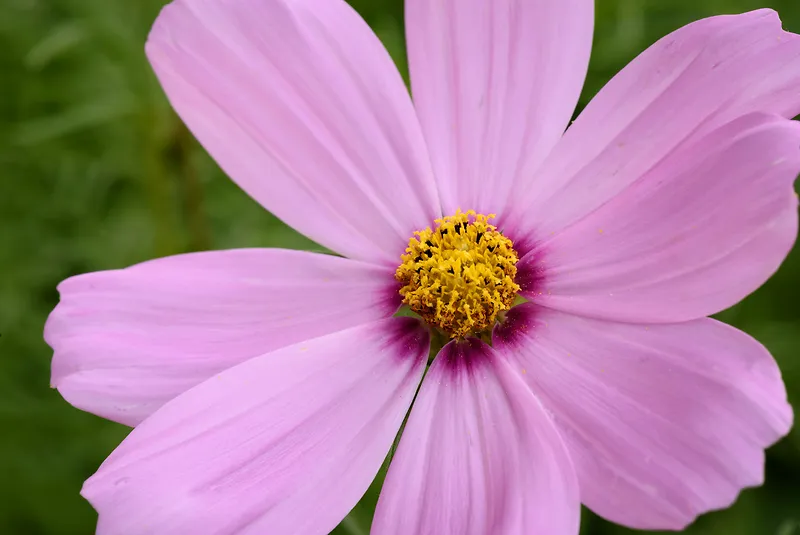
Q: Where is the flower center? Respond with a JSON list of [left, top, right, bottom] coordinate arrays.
[[395, 210, 520, 338]]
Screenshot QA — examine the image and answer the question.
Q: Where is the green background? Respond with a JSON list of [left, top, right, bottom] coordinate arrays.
[[2, 0, 799, 533]]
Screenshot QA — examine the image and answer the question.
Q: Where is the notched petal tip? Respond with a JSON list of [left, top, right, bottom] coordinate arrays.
[[509, 5, 800, 254], [495, 307, 794, 531], [746, 7, 788, 30], [45, 300, 81, 388], [143, 0, 188, 58], [44, 250, 402, 427], [522, 111, 800, 323]]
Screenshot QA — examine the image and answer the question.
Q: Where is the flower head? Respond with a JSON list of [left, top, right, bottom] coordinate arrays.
[[46, 1, 799, 534]]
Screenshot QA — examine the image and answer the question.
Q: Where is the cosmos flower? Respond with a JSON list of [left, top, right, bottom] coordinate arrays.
[[45, 0, 800, 533]]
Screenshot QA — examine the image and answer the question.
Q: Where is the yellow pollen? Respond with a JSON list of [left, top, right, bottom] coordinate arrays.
[[395, 210, 520, 338]]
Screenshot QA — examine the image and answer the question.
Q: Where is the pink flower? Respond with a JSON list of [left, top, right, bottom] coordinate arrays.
[[45, 0, 800, 533]]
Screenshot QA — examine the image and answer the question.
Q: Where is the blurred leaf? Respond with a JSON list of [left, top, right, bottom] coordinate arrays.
[[13, 95, 136, 145], [777, 519, 800, 535], [24, 22, 86, 70]]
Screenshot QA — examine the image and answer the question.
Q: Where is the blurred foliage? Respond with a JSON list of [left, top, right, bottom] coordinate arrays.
[[1, 0, 799, 533]]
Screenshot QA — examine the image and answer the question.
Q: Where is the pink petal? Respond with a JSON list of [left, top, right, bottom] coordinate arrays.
[[147, 0, 440, 264], [506, 9, 800, 244], [46, 248, 398, 426], [372, 338, 580, 535], [405, 0, 593, 215], [519, 113, 800, 322], [494, 304, 793, 531], [82, 318, 429, 535]]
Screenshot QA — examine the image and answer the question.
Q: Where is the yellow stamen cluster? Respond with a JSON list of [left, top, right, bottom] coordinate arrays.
[[395, 210, 520, 338]]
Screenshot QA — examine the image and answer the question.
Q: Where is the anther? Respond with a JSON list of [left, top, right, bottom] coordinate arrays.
[[395, 210, 520, 338]]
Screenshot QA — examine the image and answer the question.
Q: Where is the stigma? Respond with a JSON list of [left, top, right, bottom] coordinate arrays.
[[395, 210, 520, 338]]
